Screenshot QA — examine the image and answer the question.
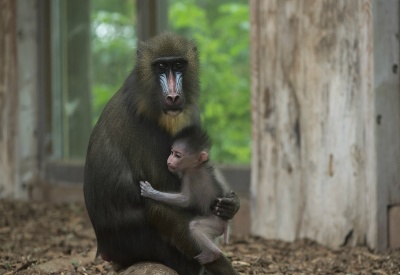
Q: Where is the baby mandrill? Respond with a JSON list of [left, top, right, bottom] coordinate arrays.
[[140, 125, 232, 265]]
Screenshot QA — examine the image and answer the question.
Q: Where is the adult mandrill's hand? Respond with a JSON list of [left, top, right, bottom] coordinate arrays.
[[211, 191, 240, 220]]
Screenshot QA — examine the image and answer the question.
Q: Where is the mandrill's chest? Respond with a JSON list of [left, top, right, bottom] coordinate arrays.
[[157, 111, 194, 136], [129, 118, 171, 162], [126, 116, 180, 189]]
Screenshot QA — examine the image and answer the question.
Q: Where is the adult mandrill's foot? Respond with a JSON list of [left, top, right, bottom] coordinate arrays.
[[204, 255, 240, 275]]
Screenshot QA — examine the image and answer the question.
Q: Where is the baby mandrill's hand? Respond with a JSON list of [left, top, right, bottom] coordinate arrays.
[[140, 181, 157, 198]]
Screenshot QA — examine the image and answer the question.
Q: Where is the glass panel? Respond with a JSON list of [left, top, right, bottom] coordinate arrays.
[[168, 0, 251, 164], [51, 0, 92, 160], [50, 0, 136, 160], [91, 0, 137, 123]]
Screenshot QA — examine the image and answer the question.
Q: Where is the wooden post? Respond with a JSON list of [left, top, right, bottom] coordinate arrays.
[[0, 0, 18, 198], [136, 0, 168, 41], [16, 0, 39, 199], [0, 0, 40, 199], [250, 0, 399, 250]]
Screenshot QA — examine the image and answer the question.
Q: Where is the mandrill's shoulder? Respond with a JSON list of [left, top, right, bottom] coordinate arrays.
[[91, 91, 139, 143]]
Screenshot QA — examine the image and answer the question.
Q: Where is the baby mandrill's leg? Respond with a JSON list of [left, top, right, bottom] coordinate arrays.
[[189, 217, 224, 265]]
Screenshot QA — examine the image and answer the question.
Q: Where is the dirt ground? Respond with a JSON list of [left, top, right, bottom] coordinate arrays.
[[0, 200, 399, 275]]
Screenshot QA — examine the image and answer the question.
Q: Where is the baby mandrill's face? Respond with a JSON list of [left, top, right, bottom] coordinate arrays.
[[167, 142, 199, 173]]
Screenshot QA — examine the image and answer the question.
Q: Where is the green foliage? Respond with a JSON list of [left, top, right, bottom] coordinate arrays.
[[91, 0, 136, 123], [169, 0, 251, 164], [91, 0, 251, 164]]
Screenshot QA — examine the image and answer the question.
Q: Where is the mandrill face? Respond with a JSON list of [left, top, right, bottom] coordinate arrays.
[[135, 33, 200, 121], [152, 56, 188, 117]]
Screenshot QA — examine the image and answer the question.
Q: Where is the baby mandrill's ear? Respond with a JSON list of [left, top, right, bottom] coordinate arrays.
[[198, 151, 209, 163]]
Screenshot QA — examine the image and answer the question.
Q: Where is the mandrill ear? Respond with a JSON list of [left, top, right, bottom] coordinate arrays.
[[198, 151, 209, 164]]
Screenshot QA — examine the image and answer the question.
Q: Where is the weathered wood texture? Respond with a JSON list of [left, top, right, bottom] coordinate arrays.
[[250, 0, 399, 250], [15, 0, 39, 199], [0, 0, 18, 198], [0, 0, 39, 199]]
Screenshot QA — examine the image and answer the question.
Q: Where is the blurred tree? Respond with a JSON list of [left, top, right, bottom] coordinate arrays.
[[91, 0, 136, 123], [169, 0, 251, 164]]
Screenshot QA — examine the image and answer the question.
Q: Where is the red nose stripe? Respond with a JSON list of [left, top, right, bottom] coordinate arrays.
[[168, 69, 176, 94]]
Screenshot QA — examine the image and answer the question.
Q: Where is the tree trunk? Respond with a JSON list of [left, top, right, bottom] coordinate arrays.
[[250, 0, 380, 249]]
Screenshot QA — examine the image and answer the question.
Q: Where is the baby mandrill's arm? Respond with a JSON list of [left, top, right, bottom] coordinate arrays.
[[140, 180, 189, 208]]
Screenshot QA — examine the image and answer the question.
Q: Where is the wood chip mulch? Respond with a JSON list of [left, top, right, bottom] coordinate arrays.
[[0, 200, 399, 274]]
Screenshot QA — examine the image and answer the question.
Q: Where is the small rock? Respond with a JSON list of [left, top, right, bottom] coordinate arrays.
[[118, 262, 178, 275], [34, 258, 74, 273]]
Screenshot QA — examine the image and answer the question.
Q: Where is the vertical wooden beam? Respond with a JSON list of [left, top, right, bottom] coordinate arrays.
[[37, 0, 52, 179], [136, 0, 168, 41], [0, 0, 18, 198], [15, 0, 39, 199], [250, 0, 377, 248]]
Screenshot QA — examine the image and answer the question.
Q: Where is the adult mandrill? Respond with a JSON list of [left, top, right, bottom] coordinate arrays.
[[83, 33, 240, 274]]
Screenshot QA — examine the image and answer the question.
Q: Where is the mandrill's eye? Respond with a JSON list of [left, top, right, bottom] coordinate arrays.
[[173, 62, 183, 71], [157, 62, 167, 71]]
